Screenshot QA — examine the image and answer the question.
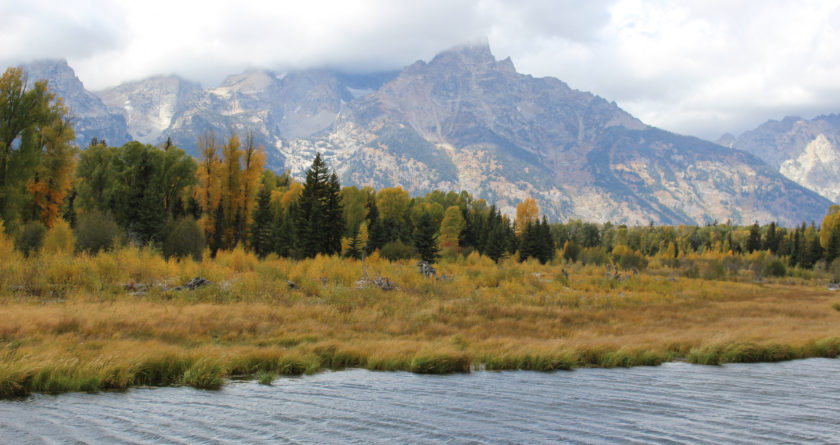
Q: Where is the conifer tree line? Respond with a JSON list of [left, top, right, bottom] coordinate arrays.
[[2, 65, 840, 276]]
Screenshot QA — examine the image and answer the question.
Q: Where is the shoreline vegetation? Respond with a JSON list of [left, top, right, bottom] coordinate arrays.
[[2, 246, 839, 398]]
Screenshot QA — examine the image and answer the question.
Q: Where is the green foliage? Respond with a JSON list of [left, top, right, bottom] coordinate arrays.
[[15, 220, 46, 256], [764, 259, 787, 278], [182, 360, 224, 390], [256, 371, 275, 385], [485, 224, 509, 263], [74, 210, 120, 253], [562, 241, 581, 262], [409, 353, 470, 374], [746, 222, 761, 253], [339, 186, 372, 236], [249, 185, 274, 258], [0, 67, 72, 231], [519, 217, 554, 264], [75, 143, 119, 212], [161, 217, 205, 261], [364, 196, 386, 255], [380, 240, 416, 261], [413, 211, 440, 264], [829, 259, 840, 283], [580, 246, 609, 266], [296, 153, 343, 257], [825, 224, 840, 265], [272, 204, 297, 258], [75, 141, 197, 245], [344, 225, 363, 260]]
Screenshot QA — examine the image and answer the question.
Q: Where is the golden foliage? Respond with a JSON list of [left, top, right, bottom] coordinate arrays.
[[821, 205, 840, 249], [515, 197, 539, 236], [1, 246, 839, 396], [41, 219, 75, 254]]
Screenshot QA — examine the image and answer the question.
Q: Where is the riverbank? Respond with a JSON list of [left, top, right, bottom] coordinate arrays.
[[1, 248, 839, 397]]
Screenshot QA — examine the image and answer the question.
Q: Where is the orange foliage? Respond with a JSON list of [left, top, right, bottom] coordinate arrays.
[[27, 109, 76, 228]]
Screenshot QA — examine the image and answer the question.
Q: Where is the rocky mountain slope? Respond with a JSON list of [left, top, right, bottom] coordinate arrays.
[[20, 60, 131, 147], [719, 115, 840, 203], [13, 46, 833, 226]]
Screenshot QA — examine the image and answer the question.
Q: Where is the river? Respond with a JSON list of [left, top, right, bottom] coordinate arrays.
[[1, 358, 839, 444]]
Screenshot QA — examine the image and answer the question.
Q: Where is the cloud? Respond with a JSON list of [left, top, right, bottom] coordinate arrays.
[[1, 0, 839, 140], [0, 0, 128, 61]]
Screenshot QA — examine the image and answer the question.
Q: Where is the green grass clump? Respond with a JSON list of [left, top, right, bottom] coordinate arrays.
[[315, 345, 366, 370], [256, 370, 275, 385], [483, 353, 574, 371], [409, 353, 471, 374], [133, 354, 190, 386], [181, 360, 224, 390], [276, 357, 310, 375], [688, 343, 801, 365], [0, 367, 30, 398]]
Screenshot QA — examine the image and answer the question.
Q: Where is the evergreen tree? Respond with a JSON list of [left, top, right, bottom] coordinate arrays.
[[413, 211, 440, 264], [485, 224, 508, 263], [806, 235, 823, 269], [519, 221, 539, 262], [790, 225, 802, 267], [324, 172, 343, 254], [249, 185, 274, 258], [746, 222, 761, 253], [296, 153, 343, 257], [826, 224, 840, 265], [537, 216, 556, 264], [764, 222, 779, 254], [273, 203, 297, 258], [211, 203, 224, 257], [344, 224, 363, 260]]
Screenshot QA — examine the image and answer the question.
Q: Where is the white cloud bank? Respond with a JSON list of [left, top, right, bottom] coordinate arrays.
[[1, 0, 838, 140]]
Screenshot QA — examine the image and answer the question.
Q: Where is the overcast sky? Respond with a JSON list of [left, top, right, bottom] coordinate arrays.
[[1, 0, 839, 140]]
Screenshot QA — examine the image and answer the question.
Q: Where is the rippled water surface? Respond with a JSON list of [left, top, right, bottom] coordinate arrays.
[[2, 359, 840, 444]]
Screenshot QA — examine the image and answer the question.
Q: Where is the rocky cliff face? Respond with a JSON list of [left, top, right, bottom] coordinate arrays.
[[20, 60, 131, 147], [14, 47, 833, 226], [276, 44, 830, 225], [722, 115, 840, 203]]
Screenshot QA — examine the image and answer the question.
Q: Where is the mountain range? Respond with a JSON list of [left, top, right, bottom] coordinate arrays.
[[17, 44, 835, 226], [719, 114, 840, 204]]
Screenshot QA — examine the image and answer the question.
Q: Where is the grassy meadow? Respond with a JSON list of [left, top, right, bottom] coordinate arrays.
[[1, 242, 840, 397]]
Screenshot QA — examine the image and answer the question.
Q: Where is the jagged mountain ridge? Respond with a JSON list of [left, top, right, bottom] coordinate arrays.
[[20, 60, 131, 147], [720, 115, 840, 203], [13, 45, 833, 226]]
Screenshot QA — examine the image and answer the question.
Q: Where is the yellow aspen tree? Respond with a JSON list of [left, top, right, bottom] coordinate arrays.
[[239, 132, 266, 236], [439, 205, 465, 251], [278, 181, 302, 211], [194, 132, 222, 239], [220, 133, 243, 247], [820, 205, 840, 249], [376, 187, 410, 223], [515, 197, 539, 236]]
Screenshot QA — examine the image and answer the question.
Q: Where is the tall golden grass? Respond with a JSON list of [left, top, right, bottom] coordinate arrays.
[[1, 246, 839, 396]]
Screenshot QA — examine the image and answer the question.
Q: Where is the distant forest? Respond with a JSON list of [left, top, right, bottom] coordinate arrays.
[[2, 66, 840, 274]]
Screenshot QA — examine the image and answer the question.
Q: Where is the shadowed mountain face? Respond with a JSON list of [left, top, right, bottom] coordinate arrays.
[[721, 115, 840, 203], [20, 60, 131, 147], [14, 46, 832, 225]]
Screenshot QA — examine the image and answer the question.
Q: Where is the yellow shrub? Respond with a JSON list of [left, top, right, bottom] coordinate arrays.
[[42, 220, 75, 254]]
